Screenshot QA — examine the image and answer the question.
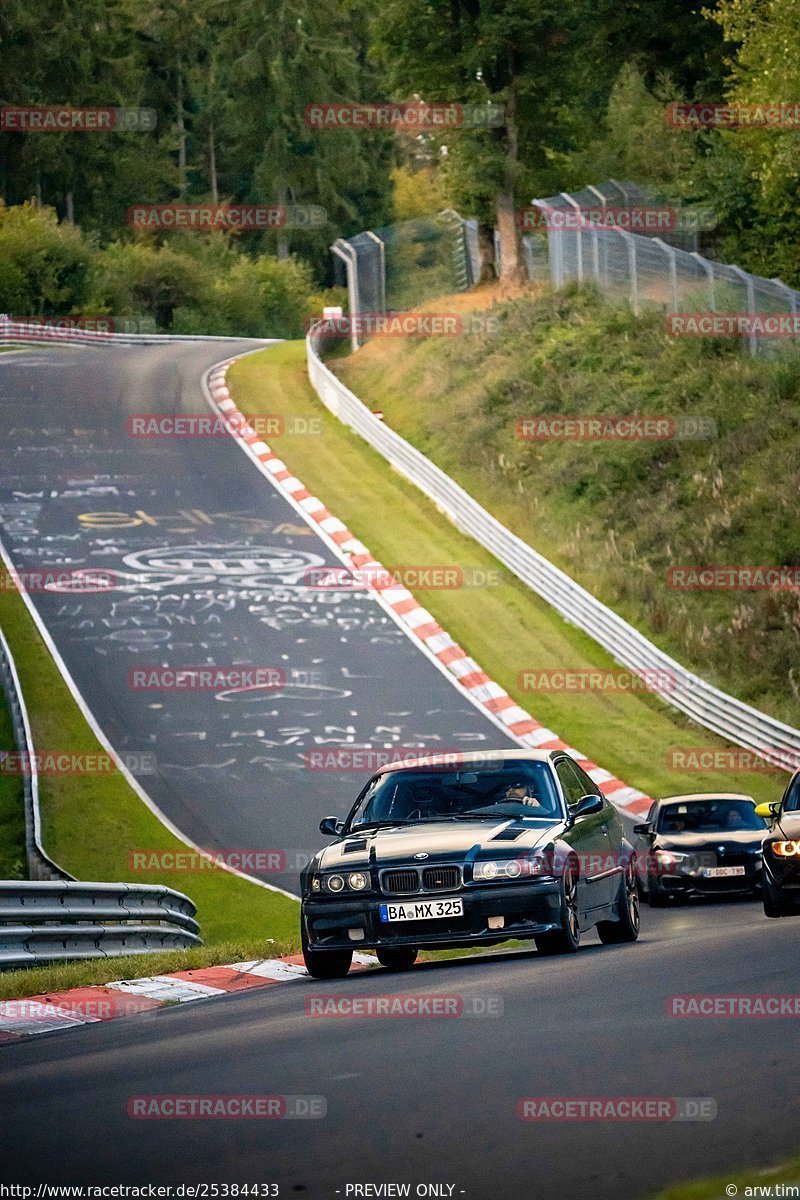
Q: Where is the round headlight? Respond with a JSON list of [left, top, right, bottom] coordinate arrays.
[[480, 861, 498, 879], [505, 860, 522, 878], [327, 874, 345, 892], [348, 872, 368, 890]]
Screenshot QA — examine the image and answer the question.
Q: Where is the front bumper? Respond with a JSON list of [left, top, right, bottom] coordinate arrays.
[[764, 853, 800, 902], [650, 861, 762, 899], [302, 879, 562, 951]]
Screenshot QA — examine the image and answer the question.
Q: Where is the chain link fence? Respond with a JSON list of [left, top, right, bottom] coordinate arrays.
[[531, 180, 800, 355], [331, 210, 478, 349]]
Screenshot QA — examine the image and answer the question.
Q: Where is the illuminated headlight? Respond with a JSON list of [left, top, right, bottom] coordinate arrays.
[[348, 872, 368, 890], [311, 876, 322, 892], [327, 874, 345, 892], [655, 850, 689, 869], [771, 840, 800, 857], [474, 858, 539, 882]]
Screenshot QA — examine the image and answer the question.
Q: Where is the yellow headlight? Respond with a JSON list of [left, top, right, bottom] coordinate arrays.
[[771, 840, 800, 857]]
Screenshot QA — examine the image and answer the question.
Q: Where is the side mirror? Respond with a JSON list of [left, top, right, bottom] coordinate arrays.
[[568, 794, 604, 823], [633, 822, 652, 836], [754, 801, 781, 820], [319, 816, 344, 837]]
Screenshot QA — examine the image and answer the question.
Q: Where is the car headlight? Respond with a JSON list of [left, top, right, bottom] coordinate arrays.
[[311, 876, 322, 892], [474, 858, 542, 882], [654, 849, 689, 868], [348, 871, 368, 890], [326, 874, 345, 892], [771, 840, 800, 857]]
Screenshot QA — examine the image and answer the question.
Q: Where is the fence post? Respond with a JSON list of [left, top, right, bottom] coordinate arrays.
[[653, 237, 678, 311], [365, 231, 386, 313], [560, 192, 583, 282], [690, 251, 716, 313], [728, 264, 758, 356], [331, 238, 361, 352], [619, 229, 639, 315], [586, 185, 608, 282]]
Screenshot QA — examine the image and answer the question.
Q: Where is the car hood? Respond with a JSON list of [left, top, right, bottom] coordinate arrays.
[[316, 818, 563, 870], [774, 811, 800, 839], [654, 830, 765, 851]]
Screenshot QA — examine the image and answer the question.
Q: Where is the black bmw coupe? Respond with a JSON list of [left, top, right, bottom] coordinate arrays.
[[757, 769, 800, 917], [300, 749, 640, 978]]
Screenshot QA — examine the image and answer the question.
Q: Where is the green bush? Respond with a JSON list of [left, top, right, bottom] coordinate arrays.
[[0, 201, 92, 316]]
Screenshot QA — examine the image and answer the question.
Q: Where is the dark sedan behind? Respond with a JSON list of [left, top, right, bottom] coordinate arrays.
[[633, 793, 766, 905]]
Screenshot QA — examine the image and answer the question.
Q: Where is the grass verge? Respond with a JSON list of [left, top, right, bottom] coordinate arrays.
[[0, 682, 25, 878], [227, 341, 785, 806]]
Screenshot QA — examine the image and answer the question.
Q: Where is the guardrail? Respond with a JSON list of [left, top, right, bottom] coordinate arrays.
[[306, 327, 800, 769], [0, 320, 275, 347], [0, 627, 72, 881], [0, 881, 201, 967]]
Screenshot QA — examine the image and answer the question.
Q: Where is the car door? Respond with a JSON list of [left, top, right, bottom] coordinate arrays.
[[554, 757, 613, 912]]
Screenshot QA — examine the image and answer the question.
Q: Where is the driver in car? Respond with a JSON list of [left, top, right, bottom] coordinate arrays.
[[505, 781, 550, 812]]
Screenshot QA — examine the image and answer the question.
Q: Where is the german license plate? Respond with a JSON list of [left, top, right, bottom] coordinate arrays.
[[703, 865, 746, 878], [379, 897, 464, 922]]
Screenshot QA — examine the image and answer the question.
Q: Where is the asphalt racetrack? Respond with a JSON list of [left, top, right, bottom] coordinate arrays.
[[0, 341, 520, 892], [1, 900, 798, 1196]]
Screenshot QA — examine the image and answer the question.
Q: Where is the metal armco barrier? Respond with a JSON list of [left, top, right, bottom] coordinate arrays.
[[306, 329, 800, 768], [0, 627, 71, 881], [0, 882, 201, 967], [0, 321, 274, 347]]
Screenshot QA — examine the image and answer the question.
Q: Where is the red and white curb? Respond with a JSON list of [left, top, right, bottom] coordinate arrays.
[[0, 953, 378, 1042], [205, 358, 652, 820]]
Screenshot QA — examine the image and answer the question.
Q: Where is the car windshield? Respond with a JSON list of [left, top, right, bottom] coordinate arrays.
[[348, 761, 562, 830], [657, 798, 766, 834]]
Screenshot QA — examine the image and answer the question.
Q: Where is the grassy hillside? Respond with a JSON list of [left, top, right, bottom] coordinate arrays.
[[333, 285, 800, 729]]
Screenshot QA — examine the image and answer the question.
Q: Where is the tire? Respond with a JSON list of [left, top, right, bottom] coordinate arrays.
[[301, 927, 353, 979], [535, 860, 580, 955], [597, 861, 641, 944], [376, 946, 418, 970]]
